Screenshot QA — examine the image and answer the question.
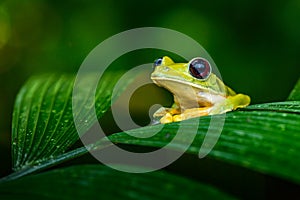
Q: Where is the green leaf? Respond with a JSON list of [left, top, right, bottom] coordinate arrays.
[[8, 101, 300, 185], [8, 74, 300, 185], [288, 78, 300, 100], [0, 165, 235, 200], [11, 72, 129, 171], [107, 101, 300, 184]]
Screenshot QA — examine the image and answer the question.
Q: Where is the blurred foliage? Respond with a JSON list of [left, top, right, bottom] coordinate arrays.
[[0, 0, 299, 197]]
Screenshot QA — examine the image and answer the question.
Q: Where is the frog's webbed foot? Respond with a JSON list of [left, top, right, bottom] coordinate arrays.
[[153, 106, 181, 124], [156, 107, 212, 124], [229, 94, 251, 109], [172, 107, 211, 122]]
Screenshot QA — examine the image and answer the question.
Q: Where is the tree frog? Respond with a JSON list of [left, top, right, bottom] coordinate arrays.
[[151, 56, 250, 124]]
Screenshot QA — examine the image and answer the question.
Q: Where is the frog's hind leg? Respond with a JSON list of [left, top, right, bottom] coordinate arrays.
[[209, 94, 250, 115]]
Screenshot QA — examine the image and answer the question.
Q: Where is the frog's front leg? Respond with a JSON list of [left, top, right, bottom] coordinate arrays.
[[153, 103, 181, 124], [153, 103, 180, 117]]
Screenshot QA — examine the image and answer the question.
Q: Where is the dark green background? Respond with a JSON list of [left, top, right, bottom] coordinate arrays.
[[0, 0, 299, 195]]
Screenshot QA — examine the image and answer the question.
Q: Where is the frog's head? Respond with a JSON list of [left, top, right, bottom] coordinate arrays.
[[151, 56, 228, 96]]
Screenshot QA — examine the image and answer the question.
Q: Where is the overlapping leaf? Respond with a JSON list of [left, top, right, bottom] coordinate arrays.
[[0, 165, 232, 199], [11, 72, 129, 171], [0, 165, 235, 200]]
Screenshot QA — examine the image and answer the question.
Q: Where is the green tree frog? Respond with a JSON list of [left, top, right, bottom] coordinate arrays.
[[151, 56, 250, 124]]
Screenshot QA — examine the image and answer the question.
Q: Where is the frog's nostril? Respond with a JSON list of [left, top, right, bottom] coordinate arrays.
[[163, 66, 170, 71]]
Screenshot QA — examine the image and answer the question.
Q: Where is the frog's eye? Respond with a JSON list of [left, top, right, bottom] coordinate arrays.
[[153, 57, 163, 67], [188, 57, 211, 80]]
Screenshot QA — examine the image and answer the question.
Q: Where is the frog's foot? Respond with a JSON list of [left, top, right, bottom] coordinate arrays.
[[159, 113, 174, 124], [153, 107, 180, 118], [229, 94, 251, 110], [172, 107, 211, 122], [153, 107, 181, 124], [158, 107, 211, 123]]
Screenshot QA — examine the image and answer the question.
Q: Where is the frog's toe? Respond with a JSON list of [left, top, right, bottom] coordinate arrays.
[[160, 113, 173, 124], [153, 107, 168, 117], [150, 118, 161, 125], [173, 114, 183, 122]]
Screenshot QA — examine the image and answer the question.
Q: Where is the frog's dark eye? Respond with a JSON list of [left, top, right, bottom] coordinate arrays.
[[153, 57, 163, 67], [188, 57, 211, 80]]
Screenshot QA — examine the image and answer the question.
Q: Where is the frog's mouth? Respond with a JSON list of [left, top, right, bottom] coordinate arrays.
[[151, 76, 216, 94]]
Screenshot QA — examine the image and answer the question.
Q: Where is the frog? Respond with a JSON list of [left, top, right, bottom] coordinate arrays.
[[151, 56, 250, 124]]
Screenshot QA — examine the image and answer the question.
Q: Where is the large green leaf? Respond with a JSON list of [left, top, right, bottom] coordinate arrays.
[[0, 165, 235, 200], [107, 101, 300, 184], [6, 74, 300, 187], [11, 72, 129, 171]]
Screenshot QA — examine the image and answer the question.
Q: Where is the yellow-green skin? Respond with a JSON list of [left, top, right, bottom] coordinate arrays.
[[151, 56, 250, 124]]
